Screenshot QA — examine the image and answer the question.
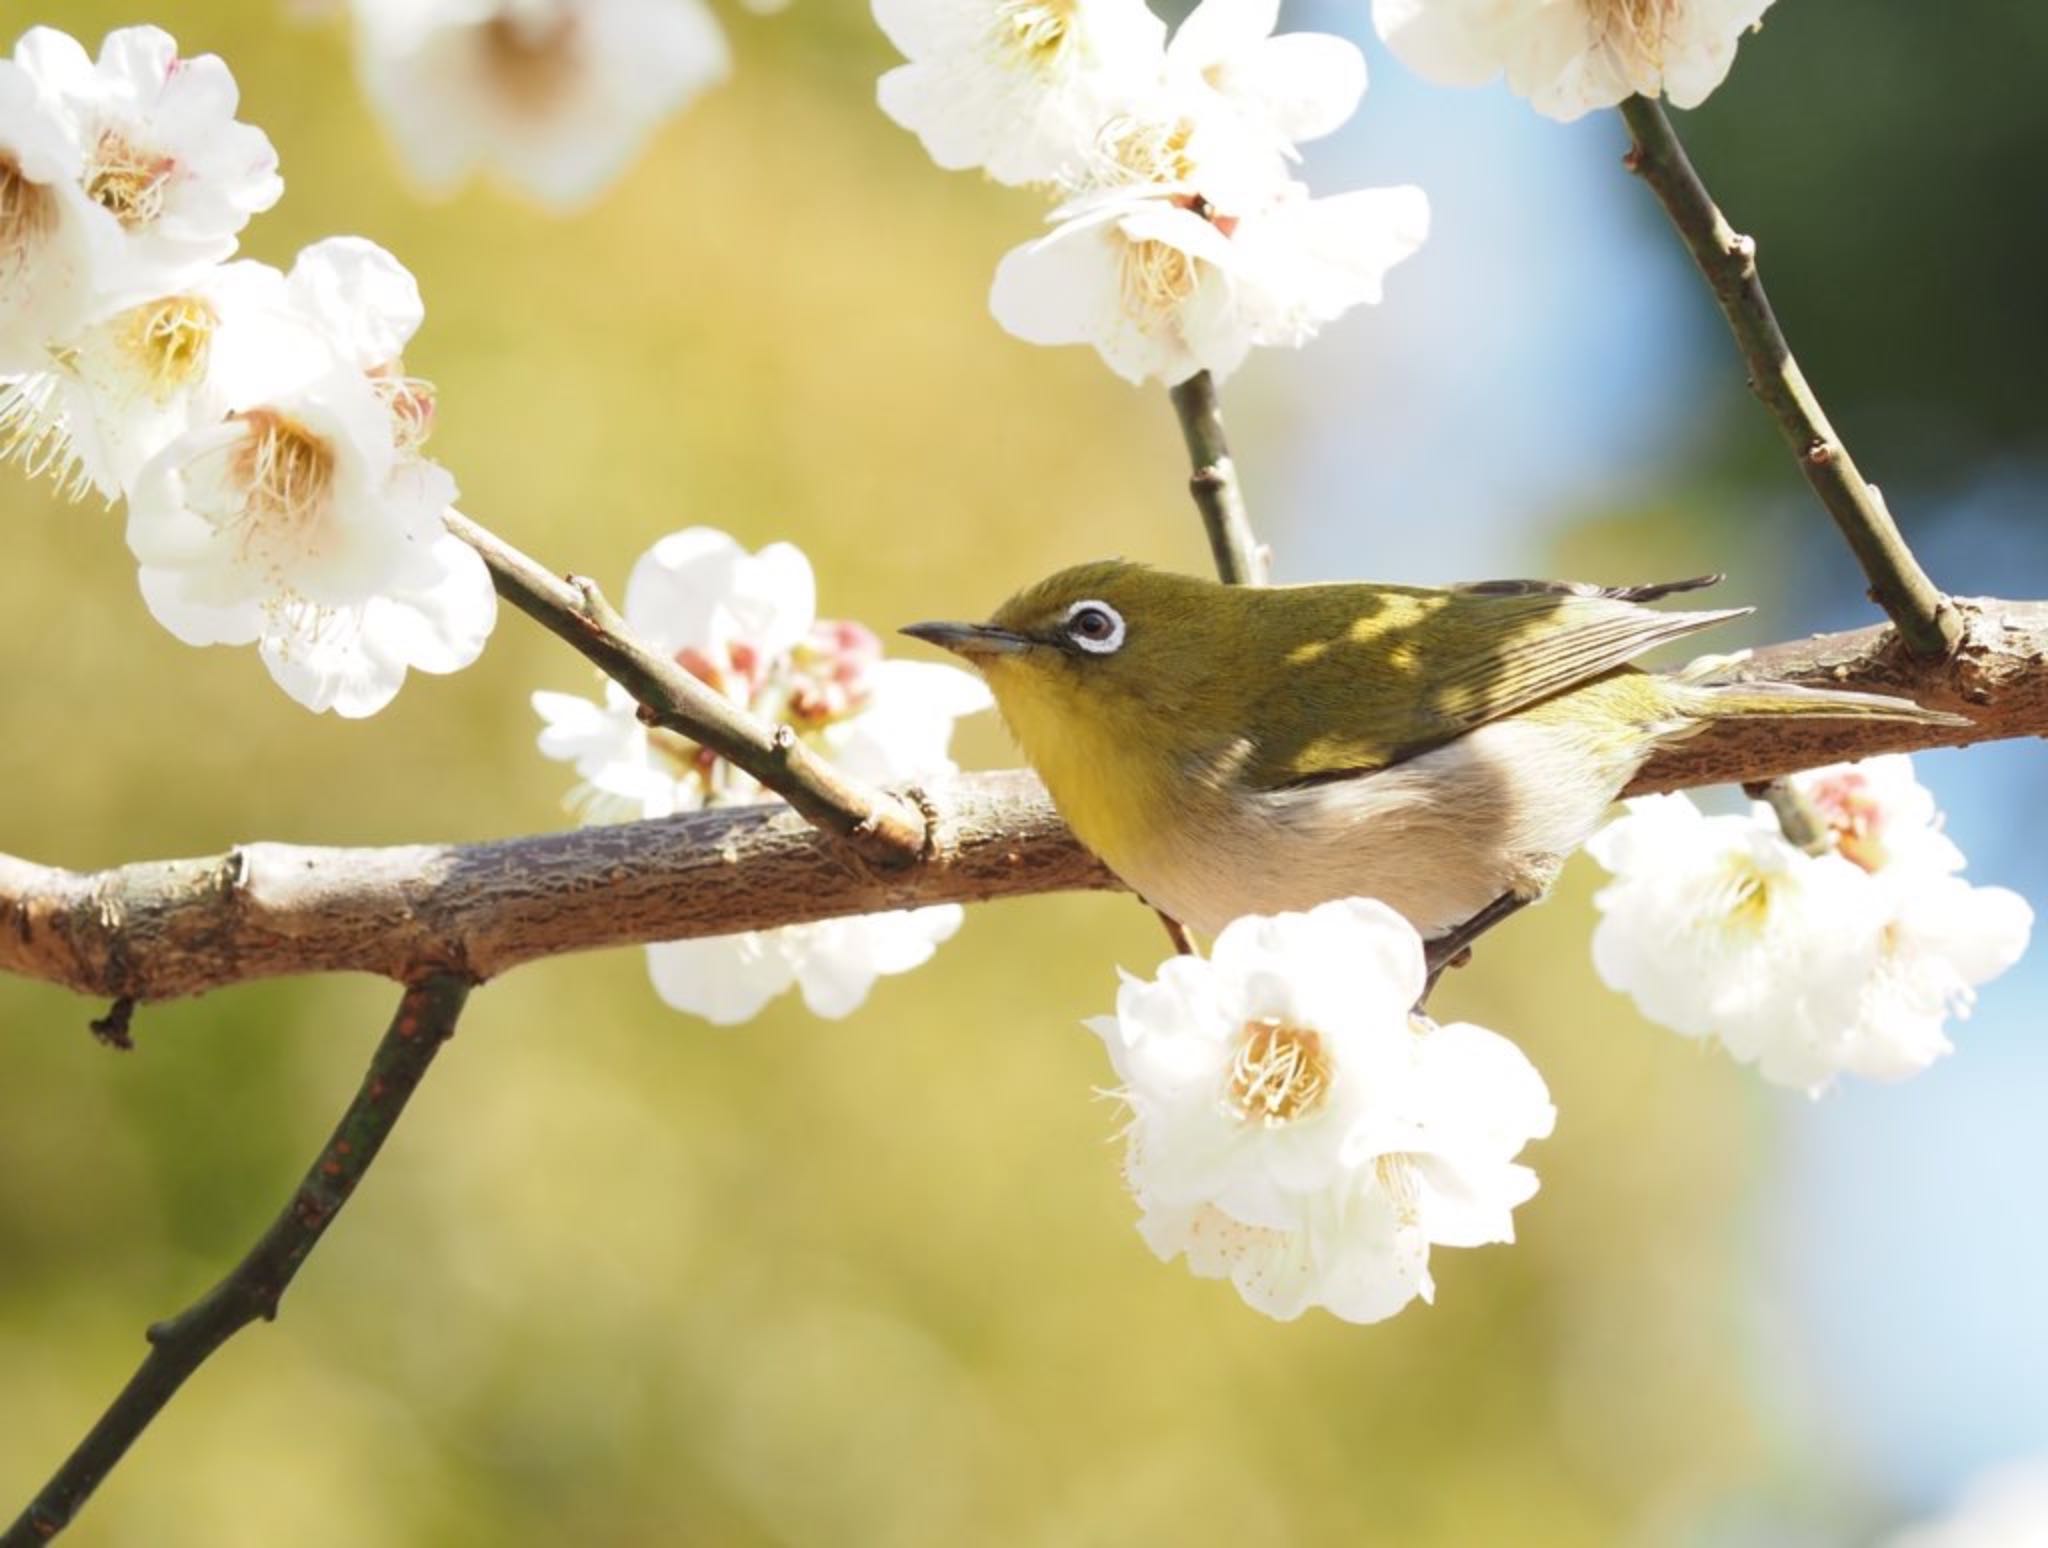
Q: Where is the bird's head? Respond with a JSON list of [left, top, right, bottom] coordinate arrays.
[[902, 560, 1233, 778]]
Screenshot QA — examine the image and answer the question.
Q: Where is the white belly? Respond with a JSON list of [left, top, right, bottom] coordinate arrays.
[[1113, 718, 1648, 939]]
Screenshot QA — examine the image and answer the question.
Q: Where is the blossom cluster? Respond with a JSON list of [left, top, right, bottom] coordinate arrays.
[[874, 0, 1428, 385], [534, 527, 992, 1024], [1090, 898, 1555, 1323], [1588, 756, 2031, 1095], [1, 24, 494, 715], [872, 1, 1782, 385]]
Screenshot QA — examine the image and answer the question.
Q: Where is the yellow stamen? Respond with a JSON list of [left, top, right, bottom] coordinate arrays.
[[1597, 0, 1673, 70], [1375, 1154, 1422, 1227], [0, 373, 94, 502], [85, 130, 175, 230], [1226, 1018, 1333, 1127], [123, 295, 218, 395], [371, 358, 438, 453], [1721, 861, 1772, 929], [228, 410, 336, 558], [996, 0, 1076, 65], [1099, 116, 1198, 187], [1118, 236, 1198, 322]]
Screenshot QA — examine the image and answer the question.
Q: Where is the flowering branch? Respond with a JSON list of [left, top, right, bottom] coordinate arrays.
[[0, 974, 470, 1548], [3, 600, 2040, 1008], [1168, 370, 1268, 585], [1618, 95, 1963, 660], [444, 511, 927, 865]]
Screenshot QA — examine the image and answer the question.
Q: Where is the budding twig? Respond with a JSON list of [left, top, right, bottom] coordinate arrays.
[[444, 511, 927, 866], [1167, 370, 1268, 586], [0, 974, 471, 1548], [1618, 95, 1963, 661], [0, 601, 2032, 1008]]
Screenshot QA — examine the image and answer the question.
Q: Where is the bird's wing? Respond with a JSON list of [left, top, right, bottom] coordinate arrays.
[[1240, 584, 1750, 789]]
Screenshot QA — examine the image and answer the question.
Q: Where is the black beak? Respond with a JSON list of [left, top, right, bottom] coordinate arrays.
[[899, 621, 1033, 659]]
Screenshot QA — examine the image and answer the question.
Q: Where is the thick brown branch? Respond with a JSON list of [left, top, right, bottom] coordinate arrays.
[[1167, 371, 1267, 586], [3, 602, 2043, 1007], [1618, 96, 1963, 660], [0, 771, 1114, 1004], [445, 510, 926, 864], [1, 974, 469, 1546]]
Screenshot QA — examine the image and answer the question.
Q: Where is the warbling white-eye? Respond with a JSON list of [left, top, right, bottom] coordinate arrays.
[[903, 562, 1964, 942]]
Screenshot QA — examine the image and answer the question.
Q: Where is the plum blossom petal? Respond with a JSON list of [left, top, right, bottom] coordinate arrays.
[[1165, 0, 1365, 149], [647, 908, 969, 1026], [647, 931, 801, 1027], [255, 529, 497, 716], [1092, 897, 1554, 1324], [349, 0, 729, 211], [284, 235, 425, 368], [623, 527, 817, 665]]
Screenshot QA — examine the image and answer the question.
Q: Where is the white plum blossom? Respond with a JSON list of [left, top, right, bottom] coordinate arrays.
[[1587, 792, 1883, 1088], [348, 0, 729, 211], [123, 238, 495, 716], [0, 57, 125, 373], [874, 0, 1166, 188], [1588, 758, 2032, 1095], [1089, 897, 1555, 1324], [1372, 0, 1775, 122], [10, 25, 281, 287], [532, 528, 991, 1026], [990, 101, 1428, 385]]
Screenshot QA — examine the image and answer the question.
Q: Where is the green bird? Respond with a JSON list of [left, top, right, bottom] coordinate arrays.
[[903, 561, 1965, 942]]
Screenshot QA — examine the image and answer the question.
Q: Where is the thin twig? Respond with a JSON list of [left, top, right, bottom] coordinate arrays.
[[1, 596, 2037, 1007], [1, 974, 471, 1547], [1618, 96, 1962, 660], [1167, 371, 1267, 586], [444, 511, 926, 865]]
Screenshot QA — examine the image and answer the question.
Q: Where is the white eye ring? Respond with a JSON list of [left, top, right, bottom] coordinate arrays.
[[1063, 599, 1126, 655]]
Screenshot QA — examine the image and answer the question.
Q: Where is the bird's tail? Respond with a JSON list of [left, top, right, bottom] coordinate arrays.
[[1682, 679, 1969, 726]]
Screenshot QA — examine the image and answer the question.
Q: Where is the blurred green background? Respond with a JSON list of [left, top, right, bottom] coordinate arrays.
[[3, 3, 2044, 1545]]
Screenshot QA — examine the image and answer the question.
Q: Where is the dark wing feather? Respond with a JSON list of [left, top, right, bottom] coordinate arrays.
[[1449, 574, 1726, 604]]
